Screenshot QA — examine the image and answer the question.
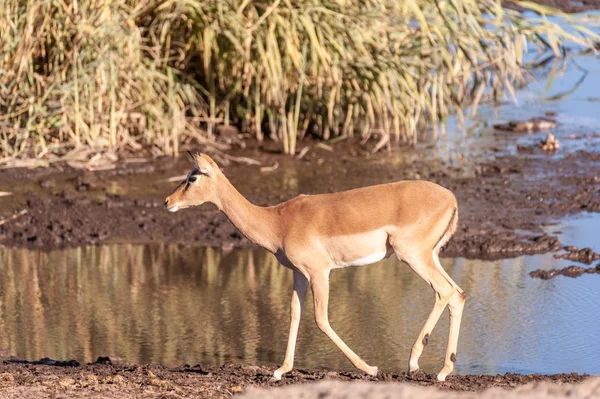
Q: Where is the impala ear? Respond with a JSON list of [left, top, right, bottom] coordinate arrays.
[[192, 151, 218, 176]]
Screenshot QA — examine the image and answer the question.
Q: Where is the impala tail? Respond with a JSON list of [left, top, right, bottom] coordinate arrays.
[[434, 206, 458, 253]]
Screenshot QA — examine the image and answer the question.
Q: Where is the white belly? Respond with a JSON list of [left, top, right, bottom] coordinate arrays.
[[332, 250, 394, 269]]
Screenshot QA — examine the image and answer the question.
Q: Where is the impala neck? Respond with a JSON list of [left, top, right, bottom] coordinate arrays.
[[214, 176, 281, 253]]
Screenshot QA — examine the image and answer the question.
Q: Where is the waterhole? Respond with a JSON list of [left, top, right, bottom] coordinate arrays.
[[0, 214, 598, 375]]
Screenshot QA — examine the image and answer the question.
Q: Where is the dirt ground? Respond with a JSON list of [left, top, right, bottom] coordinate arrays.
[[0, 360, 591, 399]]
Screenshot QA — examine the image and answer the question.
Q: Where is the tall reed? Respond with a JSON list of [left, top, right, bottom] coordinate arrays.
[[0, 0, 597, 159], [150, 0, 598, 154], [0, 0, 204, 158]]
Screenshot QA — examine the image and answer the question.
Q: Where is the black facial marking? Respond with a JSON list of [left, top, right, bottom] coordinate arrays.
[[450, 353, 456, 363], [422, 334, 429, 346], [184, 169, 199, 191]]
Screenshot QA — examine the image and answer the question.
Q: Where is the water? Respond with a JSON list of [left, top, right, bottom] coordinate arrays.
[[0, 213, 598, 375], [435, 14, 600, 160]]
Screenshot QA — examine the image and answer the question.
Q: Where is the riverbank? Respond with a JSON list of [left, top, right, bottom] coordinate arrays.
[[0, 133, 598, 259], [0, 360, 591, 399]]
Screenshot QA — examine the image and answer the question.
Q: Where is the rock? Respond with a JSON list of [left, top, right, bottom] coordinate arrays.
[[76, 171, 101, 191], [540, 133, 560, 151], [494, 117, 558, 133], [40, 179, 56, 189]]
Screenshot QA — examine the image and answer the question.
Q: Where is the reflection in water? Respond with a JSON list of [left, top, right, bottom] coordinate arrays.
[[0, 243, 599, 375]]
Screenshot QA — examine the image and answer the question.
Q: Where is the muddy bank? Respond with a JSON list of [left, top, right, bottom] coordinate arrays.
[[504, 0, 600, 13], [0, 138, 598, 259], [0, 360, 589, 399], [529, 262, 600, 279], [554, 246, 600, 264]]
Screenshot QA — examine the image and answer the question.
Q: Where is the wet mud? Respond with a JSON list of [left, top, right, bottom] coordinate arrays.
[[0, 138, 598, 260], [0, 359, 589, 399], [504, 0, 600, 13], [554, 247, 600, 264], [493, 117, 558, 134], [529, 264, 600, 279]]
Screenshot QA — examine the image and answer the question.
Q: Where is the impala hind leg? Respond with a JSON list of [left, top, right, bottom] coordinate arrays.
[[437, 288, 466, 381], [402, 250, 465, 381], [311, 272, 378, 377], [273, 270, 309, 381]]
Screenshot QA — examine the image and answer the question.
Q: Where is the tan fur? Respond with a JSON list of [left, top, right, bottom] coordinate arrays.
[[165, 153, 466, 381]]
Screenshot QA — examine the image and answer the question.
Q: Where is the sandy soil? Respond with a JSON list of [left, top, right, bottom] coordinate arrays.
[[242, 377, 600, 399]]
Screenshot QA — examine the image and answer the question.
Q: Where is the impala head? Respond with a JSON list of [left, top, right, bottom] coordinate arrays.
[[164, 151, 220, 212]]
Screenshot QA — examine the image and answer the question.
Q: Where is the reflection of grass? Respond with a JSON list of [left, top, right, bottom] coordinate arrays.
[[0, 246, 423, 368], [0, 247, 583, 374], [1, 0, 598, 159], [0, 245, 287, 365], [0, 247, 512, 368]]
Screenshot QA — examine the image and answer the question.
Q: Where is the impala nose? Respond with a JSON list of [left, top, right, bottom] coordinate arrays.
[[164, 199, 169, 208]]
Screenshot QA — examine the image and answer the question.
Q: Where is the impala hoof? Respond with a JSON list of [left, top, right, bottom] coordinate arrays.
[[408, 362, 420, 373], [272, 368, 285, 381], [437, 368, 452, 382], [366, 366, 378, 377]]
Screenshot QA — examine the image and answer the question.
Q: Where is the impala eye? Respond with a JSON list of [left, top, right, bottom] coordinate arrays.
[[184, 172, 198, 191]]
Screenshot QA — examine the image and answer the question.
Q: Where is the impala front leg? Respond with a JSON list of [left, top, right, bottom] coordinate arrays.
[[311, 271, 378, 377], [273, 270, 309, 380]]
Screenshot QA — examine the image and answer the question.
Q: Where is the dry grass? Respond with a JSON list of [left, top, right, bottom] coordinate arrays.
[[0, 0, 598, 163], [0, 0, 206, 163]]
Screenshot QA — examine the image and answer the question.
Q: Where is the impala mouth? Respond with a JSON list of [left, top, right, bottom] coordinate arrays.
[[167, 205, 180, 213]]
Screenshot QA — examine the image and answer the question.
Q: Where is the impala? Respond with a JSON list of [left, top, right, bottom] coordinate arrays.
[[165, 151, 465, 381]]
